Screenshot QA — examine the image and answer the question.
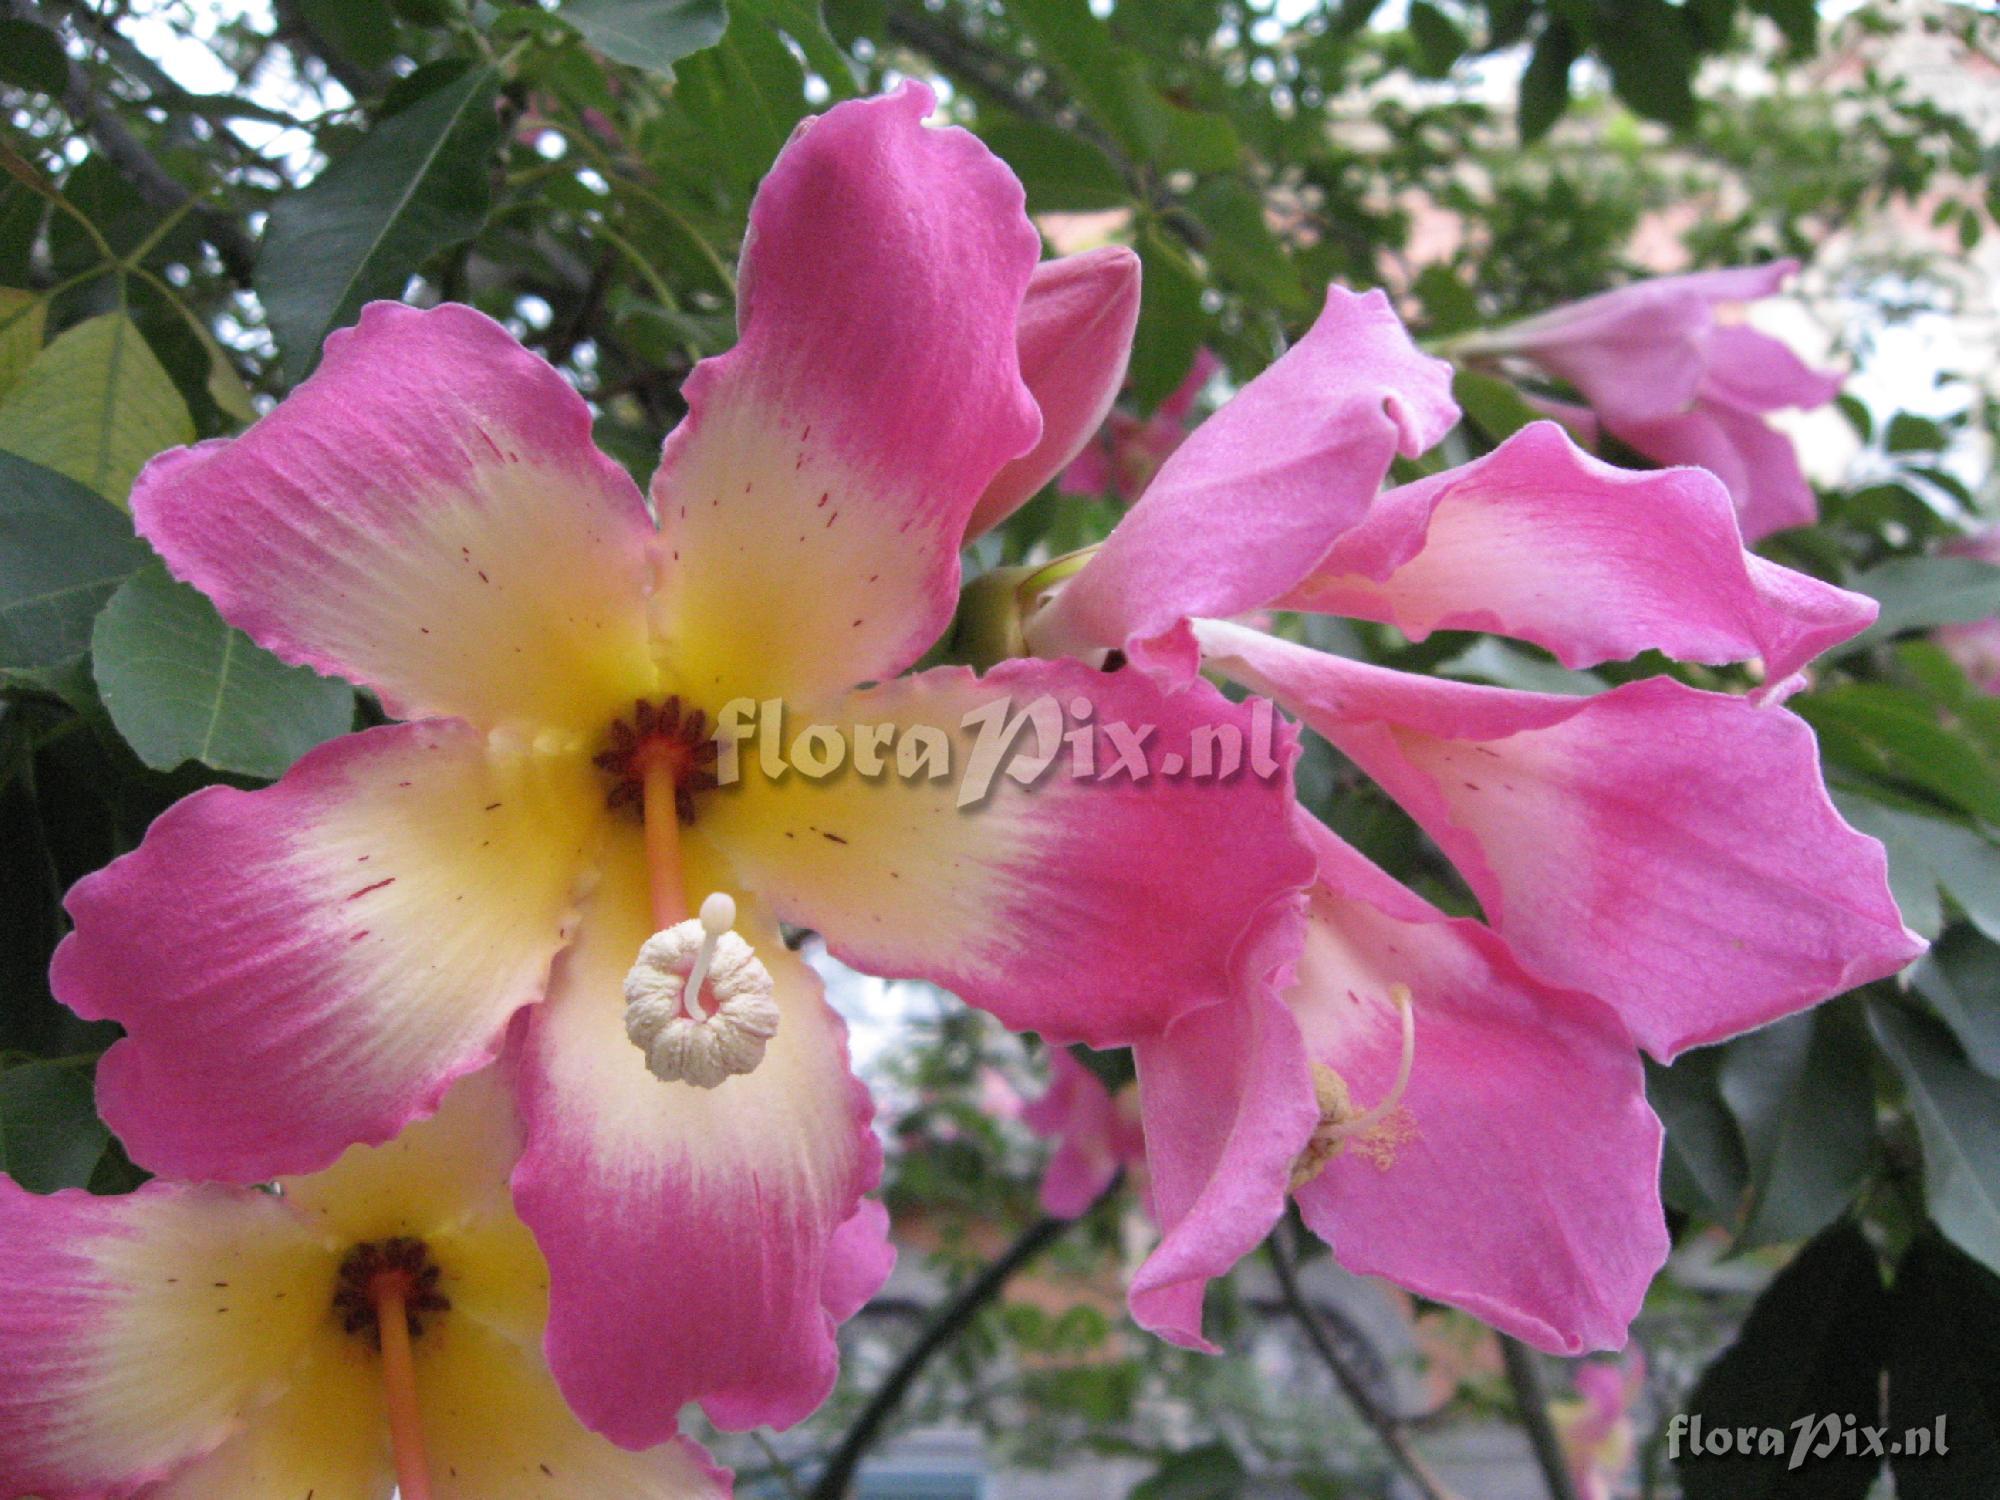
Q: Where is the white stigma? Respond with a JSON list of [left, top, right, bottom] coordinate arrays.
[[622, 892, 779, 1089], [1327, 984, 1416, 1140]]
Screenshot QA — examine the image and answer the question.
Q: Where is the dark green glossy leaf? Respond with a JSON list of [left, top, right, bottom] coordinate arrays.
[[560, 0, 726, 79], [733, 0, 859, 96], [291, 0, 400, 72], [1519, 20, 1577, 143], [0, 1060, 109, 1193], [1407, 1, 1467, 77], [257, 66, 502, 384], [0, 18, 70, 95], [1796, 685, 2000, 825], [982, 119, 1130, 213], [1834, 558, 2000, 658], [1912, 928, 2000, 1079], [1452, 368, 1544, 443], [1647, 1047, 1749, 1222], [0, 450, 149, 672], [1870, 1002, 2000, 1278], [1597, 0, 1698, 128], [91, 564, 355, 780], [1676, 1219, 1889, 1500], [1719, 1006, 1875, 1248], [1129, 227, 1205, 411], [1888, 1235, 2000, 1498]]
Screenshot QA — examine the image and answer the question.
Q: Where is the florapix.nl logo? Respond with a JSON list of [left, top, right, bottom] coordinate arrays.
[[706, 694, 1290, 810], [1667, 1413, 1948, 1472]]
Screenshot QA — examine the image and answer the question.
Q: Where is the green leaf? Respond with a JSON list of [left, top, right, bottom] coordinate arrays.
[[1832, 798, 2000, 945], [1129, 227, 1205, 411], [1452, 369, 1544, 443], [732, 0, 859, 97], [0, 313, 194, 506], [1518, 20, 1577, 143], [1887, 1235, 2000, 1499], [1407, 1, 1467, 77], [1596, 0, 1698, 129], [291, 0, 400, 72], [1912, 928, 2000, 1079], [1870, 1002, 2000, 1279], [1189, 179, 1305, 312], [0, 449, 150, 672], [1719, 1006, 1875, 1248], [0, 285, 46, 401], [982, 119, 1130, 213], [1833, 557, 2000, 658], [1795, 685, 2000, 825], [1128, 1442, 1247, 1500], [0, 18, 68, 95], [559, 0, 726, 79], [258, 66, 503, 385], [1885, 411, 1948, 454], [1413, 263, 1478, 335], [1676, 1219, 1889, 1500], [1647, 1047, 1749, 1222], [90, 564, 355, 780], [0, 1060, 109, 1193]]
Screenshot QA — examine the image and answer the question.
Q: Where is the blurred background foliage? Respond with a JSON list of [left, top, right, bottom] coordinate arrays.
[[3, 0, 2000, 1496]]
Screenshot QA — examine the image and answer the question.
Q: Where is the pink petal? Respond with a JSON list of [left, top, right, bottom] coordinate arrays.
[[1467, 283, 1715, 423], [1196, 621, 1925, 1060], [51, 720, 602, 1181], [1470, 263, 1800, 424], [1700, 325, 1843, 413], [131, 302, 657, 733], [1157, 347, 1225, 425], [649, 85, 1042, 708], [821, 1198, 897, 1323], [1609, 400, 1819, 541], [1030, 285, 1456, 657], [416, 1319, 733, 1499], [699, 656, 1316, 1046], [1289, 821, 1667, 1353], [967, 246, 1142, 539], [1278, 421, 1875, 686], [1127, 922, 1318, 1350], [513, 835, 881, 1446], [1022, 1049, 1144, 1219], [0, 1178, 340, 1498]]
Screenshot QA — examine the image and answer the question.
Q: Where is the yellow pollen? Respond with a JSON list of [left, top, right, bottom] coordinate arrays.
[[1290, 985, 1418, 1189]]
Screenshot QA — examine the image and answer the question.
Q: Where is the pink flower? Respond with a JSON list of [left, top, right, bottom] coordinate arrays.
[[1020, 1048, 1147, 1217], [1058, 347, 1223, 503], [1940, 528, 2000, 693], [1457, 262, 1844, 540], [51, 87, 1309, 1447], [967, 245, 1142, 537], [1554, 1352, 1647, 1500], [1020, 285, 1922, 1354], [0, 1070, 731, 1500]]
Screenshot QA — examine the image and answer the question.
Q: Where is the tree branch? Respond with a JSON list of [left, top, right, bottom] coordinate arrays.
[[808, 1176, 1121, 1500], [1267, 1226, 1462, 1500], [1500, 1334, 1585, 1500], [8, 0, 258, 285]]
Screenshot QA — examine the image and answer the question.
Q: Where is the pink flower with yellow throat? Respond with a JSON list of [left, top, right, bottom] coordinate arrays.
[[0, 1071, 731, 1500], [1010, 281, 1920, 1355], [50, 86, 1309, 1447]]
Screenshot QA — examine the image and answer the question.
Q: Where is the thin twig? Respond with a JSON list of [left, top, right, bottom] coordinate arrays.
[[1267, 1226, 1462, 1500], [1500, 1334, 1585, 1500], [6, 0, 258, 284], [808, 1175, 1122, 1500]]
